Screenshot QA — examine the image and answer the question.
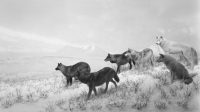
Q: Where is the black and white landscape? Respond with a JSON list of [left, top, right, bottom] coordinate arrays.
[[0, 0, 199, 112]]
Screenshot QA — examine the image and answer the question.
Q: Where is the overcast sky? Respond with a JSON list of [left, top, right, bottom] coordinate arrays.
[[0, 0, 199, 54]]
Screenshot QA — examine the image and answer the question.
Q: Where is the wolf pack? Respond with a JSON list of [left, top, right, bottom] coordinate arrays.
[[55, 36, 199, 100]]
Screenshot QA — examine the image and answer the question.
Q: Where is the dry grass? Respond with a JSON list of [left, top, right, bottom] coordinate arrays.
[[0, 64, 200, 112]]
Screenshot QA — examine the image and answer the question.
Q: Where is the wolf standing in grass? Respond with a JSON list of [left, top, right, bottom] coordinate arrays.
[[55, 62, 91, 86], [157, 54, 197, 84], [76, 67, 119, 100], [124, 48, 154, 70], [104, 52, 135, 73]]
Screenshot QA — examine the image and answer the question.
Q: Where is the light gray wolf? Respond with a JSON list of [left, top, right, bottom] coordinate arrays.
[[156, 36, 198, 69], [124, 48, 154, 70]]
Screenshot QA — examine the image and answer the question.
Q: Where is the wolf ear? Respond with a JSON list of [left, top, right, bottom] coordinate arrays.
[[159, 54, 164, 58]]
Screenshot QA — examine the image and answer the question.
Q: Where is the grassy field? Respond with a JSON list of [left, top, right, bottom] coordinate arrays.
[[0, 61, 200, 112]]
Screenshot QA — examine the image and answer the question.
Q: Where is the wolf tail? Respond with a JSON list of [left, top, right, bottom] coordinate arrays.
[[184, 77, 193, 85], [114, 72, 120, 82], [191, 47, 198, 65], [184, 73, 198, 85]]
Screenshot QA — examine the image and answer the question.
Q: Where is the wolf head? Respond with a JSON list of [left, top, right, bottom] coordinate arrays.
[[55, 63, 63, 70], [156, 36, 165, 45], [104, 53, 112, 62], [156, 54, 166, 62]]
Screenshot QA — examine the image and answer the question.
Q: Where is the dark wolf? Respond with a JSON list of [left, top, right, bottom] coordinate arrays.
[[124, 48, 154, 70], [157, 54, 197, 85], [55, 62, 91, 86], [156, 36, 198, 69], [76, 67, 119, 100], [104, 52, 135, 73]]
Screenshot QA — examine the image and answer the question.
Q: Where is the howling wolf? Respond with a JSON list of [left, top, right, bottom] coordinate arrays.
[[76, 67, 119, 100], [156, 36, 198, 69], [104, 52, 135, 73], [55, 62, 91, 86], [157, 54, 197, 84]]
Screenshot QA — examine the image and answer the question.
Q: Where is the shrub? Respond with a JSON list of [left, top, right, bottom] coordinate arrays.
[[154, 100, 167, 110]]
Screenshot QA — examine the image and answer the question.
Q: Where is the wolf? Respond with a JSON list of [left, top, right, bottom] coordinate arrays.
[[125, 48, 154, 70], [156, 36, 198, 69], [76, 67, 119, 100], [157, 54, 197, 84], [104, 52, 135, 73], [55, 62, 91, 86]]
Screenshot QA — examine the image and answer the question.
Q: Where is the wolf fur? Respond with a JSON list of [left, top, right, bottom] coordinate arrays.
[[156, 36, 198, 69], [124, 48, 154, 70], [76, 67, 119, 100], [104, 52, 135, 73], [55, 62, 91, 86], [157, 54, 197, 84]]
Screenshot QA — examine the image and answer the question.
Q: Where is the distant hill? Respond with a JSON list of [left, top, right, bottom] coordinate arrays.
[[54, 44, 108, 59]]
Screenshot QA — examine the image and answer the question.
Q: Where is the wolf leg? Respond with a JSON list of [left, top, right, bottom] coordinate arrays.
[[132, 59, 136, 65], [129, 61, 132, 69], [69, 77, 72, 85], [171, 72, 177, 84], [66, 77, 69, 86], [93, 87, 97, 96], [110, 79, 117, 88], [117, 65, 121, 73], [87, 86, 93, 100], [150, 57, 154, 67], [139, 57, 144, 70], [170, 72, 174, 83], [139, 62, 143, 71], [135, 62, 139, 69], [104, 82, 109, 93]]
